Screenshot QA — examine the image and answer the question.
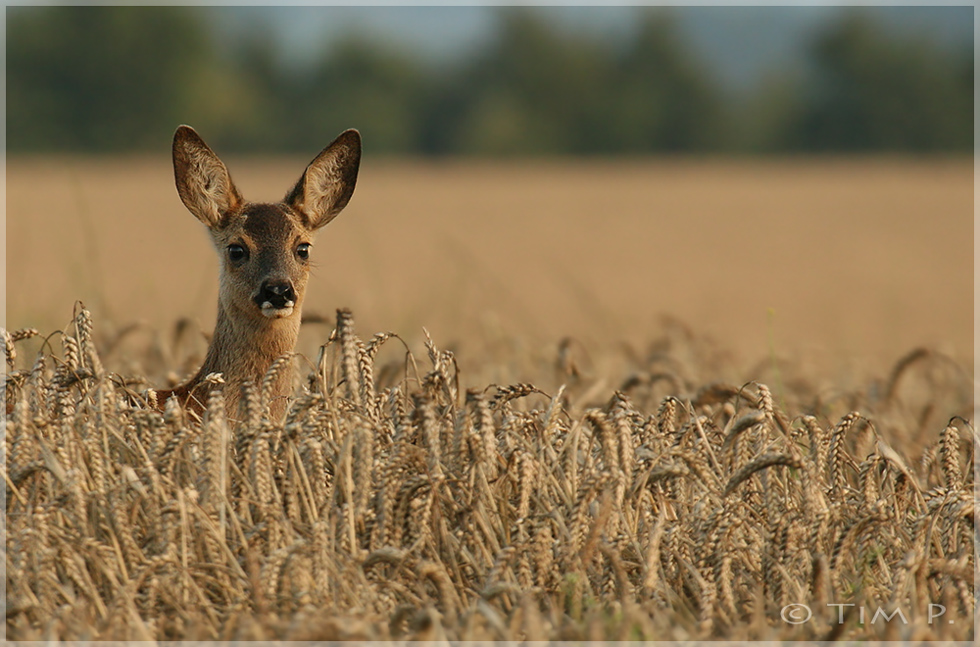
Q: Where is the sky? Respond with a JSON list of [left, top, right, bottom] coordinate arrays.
[[209, 5, 974, 94]]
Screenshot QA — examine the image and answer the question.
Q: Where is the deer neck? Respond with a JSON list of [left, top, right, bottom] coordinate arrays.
[[196, 300, 301, 415]]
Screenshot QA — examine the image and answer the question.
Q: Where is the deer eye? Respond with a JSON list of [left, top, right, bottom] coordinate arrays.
[[296, 243, 311, 260], [227, 244, 247, 262]]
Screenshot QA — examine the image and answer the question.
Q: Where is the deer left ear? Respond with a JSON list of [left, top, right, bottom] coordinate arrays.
[[285, 129, 361, 230], [173, 125, 243, 229]]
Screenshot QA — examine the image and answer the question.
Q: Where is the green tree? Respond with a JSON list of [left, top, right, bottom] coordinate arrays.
[[421, 9, 726, 156], [791, 11, 973, 152], [422, 9, 618, 155], [8, 7, 970, 156], [196, 30, 295, 152], [8, 6, 216, 151], [283, 37, 429, 154], [606, 11, 727, 152]]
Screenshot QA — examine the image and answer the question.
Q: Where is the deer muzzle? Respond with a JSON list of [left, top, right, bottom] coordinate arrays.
[[255, 280, 296, 318]]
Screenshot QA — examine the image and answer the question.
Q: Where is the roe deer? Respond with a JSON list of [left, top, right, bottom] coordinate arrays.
[[152, 125, 361, 419]]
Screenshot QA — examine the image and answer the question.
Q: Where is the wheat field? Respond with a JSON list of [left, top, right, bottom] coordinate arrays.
[[3, 157, 976, 640]]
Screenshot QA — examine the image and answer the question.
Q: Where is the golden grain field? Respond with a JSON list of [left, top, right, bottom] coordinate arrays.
[[3, 157, 975, 640], [6, 156, 973, 375]]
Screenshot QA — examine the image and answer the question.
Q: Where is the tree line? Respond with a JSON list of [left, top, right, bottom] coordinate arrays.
[[7, 7, 973, 155]]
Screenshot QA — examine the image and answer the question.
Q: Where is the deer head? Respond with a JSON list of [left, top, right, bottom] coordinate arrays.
[[161, 125, 361, 416], [173, 125, 360, 325]]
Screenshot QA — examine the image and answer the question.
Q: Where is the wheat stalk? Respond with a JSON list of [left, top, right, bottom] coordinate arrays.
[[3, 306, 973, 641]]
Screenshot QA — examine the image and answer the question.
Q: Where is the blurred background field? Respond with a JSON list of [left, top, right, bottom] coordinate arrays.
[[6, 155, 973, 386], [5, 4, 974, 382]]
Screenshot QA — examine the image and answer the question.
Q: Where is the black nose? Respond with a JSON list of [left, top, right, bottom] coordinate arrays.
[[255, 280, 296, 309]]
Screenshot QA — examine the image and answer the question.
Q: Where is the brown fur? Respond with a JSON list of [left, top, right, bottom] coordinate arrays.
[[154, 125, 361, 419]]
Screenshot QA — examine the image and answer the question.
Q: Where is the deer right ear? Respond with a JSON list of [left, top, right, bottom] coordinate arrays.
[[172, 125, 242, 229], [285, 129, 361, 230]]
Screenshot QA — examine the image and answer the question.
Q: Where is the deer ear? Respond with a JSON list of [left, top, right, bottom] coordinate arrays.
[[172, 125, 242, 229], [285, 129, 361, 230]]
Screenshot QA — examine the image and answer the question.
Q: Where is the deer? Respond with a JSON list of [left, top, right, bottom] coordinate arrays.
[[151, 125, 361, 420]]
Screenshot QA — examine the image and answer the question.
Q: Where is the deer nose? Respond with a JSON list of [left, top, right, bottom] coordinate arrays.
[[255, 280, 296, 310]]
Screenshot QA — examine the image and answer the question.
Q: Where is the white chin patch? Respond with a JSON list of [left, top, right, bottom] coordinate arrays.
[[260, 302, 295, 319]]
